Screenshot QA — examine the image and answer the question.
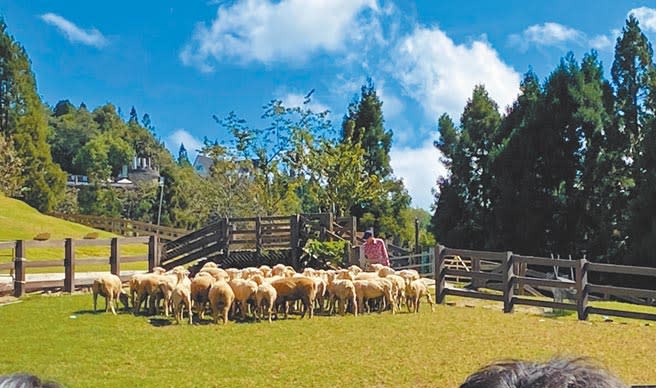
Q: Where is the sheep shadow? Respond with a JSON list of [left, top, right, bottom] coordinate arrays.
[[148, 318, 173, 327], [72, 308, 133, 315]]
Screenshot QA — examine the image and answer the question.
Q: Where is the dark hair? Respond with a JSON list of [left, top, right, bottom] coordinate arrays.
[[460, 358, 628, 388], [0, 373, 62, 388], [363, 231, 372, 239]]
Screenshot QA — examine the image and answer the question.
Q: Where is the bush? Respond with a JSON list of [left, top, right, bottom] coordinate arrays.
[[304, 239, 347, 267]]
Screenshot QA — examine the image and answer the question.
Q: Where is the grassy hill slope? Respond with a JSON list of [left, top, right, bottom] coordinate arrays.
[[0, 194, 146, 269], [0, 194, 115, 241]]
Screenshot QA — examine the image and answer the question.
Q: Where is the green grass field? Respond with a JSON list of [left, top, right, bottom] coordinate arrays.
[[1, 293, 655, 387], [0, 195, 148, 273]]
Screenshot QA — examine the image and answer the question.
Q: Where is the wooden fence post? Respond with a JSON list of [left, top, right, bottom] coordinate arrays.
[[290, 214, 300, 268], [471, 257, 481, 289], [435, 244, 447, 304], [350, 216, 357, 246], [13, 240, 25, 298], [576, 258, 589, 320], [503, 252, 514, 313], [110, 237, 120, 276], [255, 216, 262, 253], [148, 235, 159, 271], [64, 238, 75, 293]]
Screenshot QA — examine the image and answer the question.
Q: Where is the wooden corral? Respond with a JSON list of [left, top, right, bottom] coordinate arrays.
[[0, 236, 157, 297], [436, 245, 656, 322], [159, 213, 368, 271]]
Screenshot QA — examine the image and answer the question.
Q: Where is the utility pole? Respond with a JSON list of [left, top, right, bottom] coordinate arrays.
[[157, 176, 165, 226]]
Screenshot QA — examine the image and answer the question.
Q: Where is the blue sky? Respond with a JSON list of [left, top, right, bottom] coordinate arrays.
[[2, 0, 655, 210]]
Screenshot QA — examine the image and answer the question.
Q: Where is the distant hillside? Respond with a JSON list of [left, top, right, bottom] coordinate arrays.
[[0, 194, 114, 241]]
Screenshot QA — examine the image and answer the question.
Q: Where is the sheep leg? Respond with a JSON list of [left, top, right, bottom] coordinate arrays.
[[187, 298, 193, 324], [425, 292, 435, 312], [93, 292, 98, 313], [109, 295, 117, 315], [351, 295, 358, 317]]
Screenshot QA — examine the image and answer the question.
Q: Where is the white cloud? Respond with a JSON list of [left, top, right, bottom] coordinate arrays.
[[393, 26, 520, 120], [280, 92, 330, 114], [390, 139, 446, 210], [181, 0, 379, 71], [508, 22, 584, 51], [509, 22, 618, 52], [165, 129, 204, 160], [589, 34, 613, 51], [629, 7, 656, 32], [40, 13, 107, 48]]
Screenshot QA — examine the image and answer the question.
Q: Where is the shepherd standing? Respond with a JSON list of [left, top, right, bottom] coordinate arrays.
[[359, 228, 390, 269]]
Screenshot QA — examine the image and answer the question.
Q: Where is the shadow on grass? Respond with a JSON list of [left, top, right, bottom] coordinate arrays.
[[542, 309, 576, 319], [73, 308, 133, 315], [148, 318, 172, 327]]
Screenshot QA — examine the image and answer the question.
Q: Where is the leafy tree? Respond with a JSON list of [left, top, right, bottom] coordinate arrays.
[[48, 101, 99, 174], [488, 71, 548, 254], [0, 19, 65, 211], [0, 132, 23, 196], [432, 86, 501, 249], [304, 137, 383, 216], [73, 133, 134, 182], [341, 79, 409, 237]]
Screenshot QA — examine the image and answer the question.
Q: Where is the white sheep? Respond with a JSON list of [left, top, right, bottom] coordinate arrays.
[[171, 269, 193, 324], [190, 272, 216, 319], [92, 274, 128, 315], [255, 282, 277, 323], [405, 278, 435, 313], [328, 279, 358, 316], [228, 278, 258, 320], [208, 280, 234, 325]]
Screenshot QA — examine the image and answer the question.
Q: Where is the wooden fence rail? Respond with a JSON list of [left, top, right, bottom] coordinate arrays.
[[50, 213, 188, 241], [435, 244, 656, 322], [2, 236, 159, 297]]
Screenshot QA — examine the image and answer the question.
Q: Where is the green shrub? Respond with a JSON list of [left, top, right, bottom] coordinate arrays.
[[304, 239, 347, 267]]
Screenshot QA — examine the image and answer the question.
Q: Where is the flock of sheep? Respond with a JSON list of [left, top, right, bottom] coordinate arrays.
[[91, 262, 435, 324]]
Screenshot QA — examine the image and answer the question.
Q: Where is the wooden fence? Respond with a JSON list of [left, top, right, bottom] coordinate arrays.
[[435, 245, 656, 321], [0, 236, 159, 297], [50, 213, 188, 241]]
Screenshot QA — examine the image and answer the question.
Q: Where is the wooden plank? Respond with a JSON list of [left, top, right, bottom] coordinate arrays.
[[513, 297, 577, 311], [588, 306, 656, 321], [121, 255, 148, 263], [25, 260, 65, 268], [444, 287, 504, 302], [119, 236, 150, 245], [0, 242, 15, 249], [25, 280, 64, 291], [444, 268, 502, 281], [515, 276, 575, 289], [165, 230, 222, 258], [74, 239, 113, 247], [442, 248, 507, 261], [76, 258, 110, 265], [587, 262, 656, 277], [588, 284, 656, 299], [24, 240, 64, 249], [0, 262, 13, 270], [513, 255, 578, 268]]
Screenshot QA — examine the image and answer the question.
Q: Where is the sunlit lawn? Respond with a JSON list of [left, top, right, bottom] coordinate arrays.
[[1, 292, 655, 387]]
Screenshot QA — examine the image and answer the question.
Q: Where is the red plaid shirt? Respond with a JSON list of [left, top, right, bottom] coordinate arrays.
[[362, 238, 390, 266]]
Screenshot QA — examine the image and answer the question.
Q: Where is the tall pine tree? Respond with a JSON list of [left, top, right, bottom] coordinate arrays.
[[342, 79, 409, 237], [0, 19, 65, 211]]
